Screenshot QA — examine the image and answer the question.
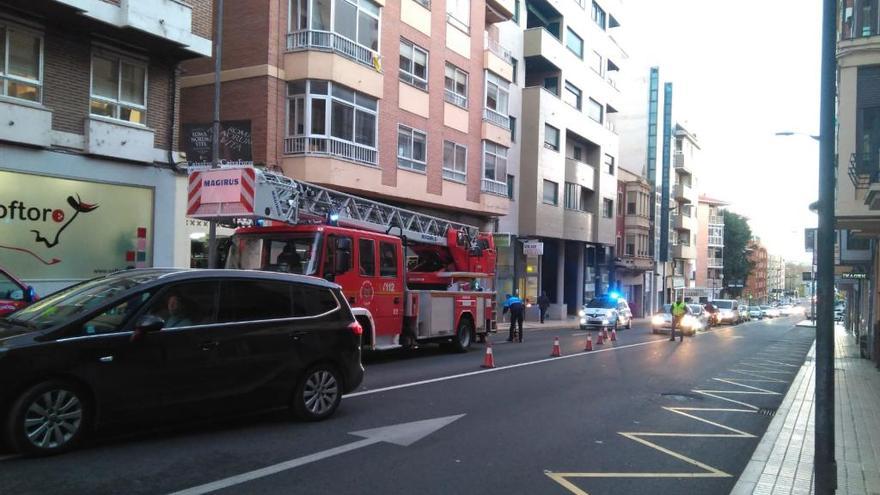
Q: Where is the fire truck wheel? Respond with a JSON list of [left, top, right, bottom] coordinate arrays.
[[452, 317, 474, 353], [291, 364, 342, 421]]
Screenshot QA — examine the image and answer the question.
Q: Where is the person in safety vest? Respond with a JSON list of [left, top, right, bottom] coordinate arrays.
[[671, 296, 688, 342], [503, 294, 525, 343]]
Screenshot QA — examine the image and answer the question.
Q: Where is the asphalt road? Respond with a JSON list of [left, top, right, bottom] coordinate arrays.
[[0, 316, 814, 495]]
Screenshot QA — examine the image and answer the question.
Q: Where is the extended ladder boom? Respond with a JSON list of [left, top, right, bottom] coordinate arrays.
[[187, 164, 481, 247]]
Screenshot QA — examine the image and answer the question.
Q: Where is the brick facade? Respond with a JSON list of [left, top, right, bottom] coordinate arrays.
[[43, 29, 91, 135], [189, 0, 214, 40]]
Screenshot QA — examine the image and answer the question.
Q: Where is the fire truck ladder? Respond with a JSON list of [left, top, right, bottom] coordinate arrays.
[[197, 165, 481, 247]]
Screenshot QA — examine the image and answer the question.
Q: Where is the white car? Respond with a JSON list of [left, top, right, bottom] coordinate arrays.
[[580, 295, 633, 330], [651, 304, 699, 336], [712, 299, 740, 325], [748, 306, 763, 319]]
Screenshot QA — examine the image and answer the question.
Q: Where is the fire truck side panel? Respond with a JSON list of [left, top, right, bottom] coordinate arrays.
[[414, 291, 491, 341]]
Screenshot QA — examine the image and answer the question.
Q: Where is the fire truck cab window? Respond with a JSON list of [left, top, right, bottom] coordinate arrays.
[[380, 242, 397, 277], [324, 235, 353, 276], [359, 239, 376, 276]]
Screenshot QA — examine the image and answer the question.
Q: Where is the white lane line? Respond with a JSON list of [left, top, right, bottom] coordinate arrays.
[[346, 338, 670, 399], [0, 454, 20, 462]]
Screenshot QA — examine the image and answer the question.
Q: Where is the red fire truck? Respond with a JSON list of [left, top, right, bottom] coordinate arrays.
[[187, 165, 497, 352]]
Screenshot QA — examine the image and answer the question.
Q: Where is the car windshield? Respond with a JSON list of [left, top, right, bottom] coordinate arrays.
[[688, 305, 702, 313], [586, 297, 615, 309], [226, 233, 321, 276], [4, 272, 161, 331], [714, 301, 733, 309]]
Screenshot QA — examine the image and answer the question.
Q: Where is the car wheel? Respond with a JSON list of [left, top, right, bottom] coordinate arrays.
[[452, 317, 474, 353], [625, 317, 632, 330], [6, 380, 90, 456], [292, 365, 342, 421]]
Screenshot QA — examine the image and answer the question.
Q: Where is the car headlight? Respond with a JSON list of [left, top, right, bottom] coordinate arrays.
[[652, 315, 665, 325], [605, 310, 614, 318], [579, 310, 585, 317], [580, 318, 587, 324], [601, 319, 609, 324], [682, 315, 697, 327]]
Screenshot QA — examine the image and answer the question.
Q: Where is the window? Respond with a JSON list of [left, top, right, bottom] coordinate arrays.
[[572, 145, 583, 161], [446, 0, 470, 30], [616, 236, 623, 257], [399, 39, 428, 90], [292, 285, 340, 316], [544, 124, 560, 151], [359, 238, 376, 276], [443, 140, 467, 182], [513, 0, 520, 23], [444, 63, 468, 108], [379, 242, 398, 277], [626, 192, 636, 214], [587, 98, 603, 123], [485, 71, 509, 116], [507, 174, 515, 199], [82, 292, 154, 335], [543, 76, 559, 95], [509, 116, 517, 142], [0, 25, 42, 102], [90, 53, 147, 124], [590, 50, 603, 75], [564, 182, 580, 210], [511, 58, 518, 83], [397, 124, 427, 172], [847, 231, 871, 250], [592, 1, 606, 29], [602, 198, 613, 218], [565, 28, 583, 58], [287, 80, 378, 156], [334, 0, 380, 50], [219, 280, 292, 323], [604, 154, 615, 174], [483, 141, 508, 186], [0, 271, 22, 301], [617, 191, 624, 215], [145, 282, 218, 328], [543, 180, 558, 205], [289, 0, 380, 66], [564, 81, 582, 110]]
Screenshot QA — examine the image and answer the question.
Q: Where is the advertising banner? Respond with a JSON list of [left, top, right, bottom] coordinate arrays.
[[183, 120, 253, 163], [0, 171, 154, 281]]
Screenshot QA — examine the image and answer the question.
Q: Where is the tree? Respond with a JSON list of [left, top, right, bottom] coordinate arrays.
[[722, 211, 753, 298]]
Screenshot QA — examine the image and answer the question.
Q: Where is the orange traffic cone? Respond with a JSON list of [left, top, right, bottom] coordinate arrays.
[[597, 330, 605, 345], [610, 329, 618, 342], [584, 332, 593, 352], [604, 328, 610, 341], [481, 340, 496, 369], [551, 336, 562, 357]]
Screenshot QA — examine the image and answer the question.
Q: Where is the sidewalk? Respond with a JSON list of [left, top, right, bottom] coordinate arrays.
[[731, 325, 880, 495]]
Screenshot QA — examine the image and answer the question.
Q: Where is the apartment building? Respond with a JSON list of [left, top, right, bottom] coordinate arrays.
[[692, 195, 725, 301], [836, 0, 880, 362], [613, 166, 652, 316], [767, 254, 785, 302], [0, 0, 212, 293], [744, 239, 768, 303], [515, 0, 625, 316], [180, 0, 517, 248], [670, 123, 700, 294]]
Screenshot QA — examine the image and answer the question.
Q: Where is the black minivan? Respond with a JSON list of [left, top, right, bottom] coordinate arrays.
[[0, 269, 364, 455]]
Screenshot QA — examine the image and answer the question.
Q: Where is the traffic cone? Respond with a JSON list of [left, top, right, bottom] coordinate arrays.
[[597, 330, 605, 345], [584, 332, 593, 352], [551, 336, 562, 357], [611, 328, 618, 342], [481, 340, 496, 369], [604, 328, 610, 341]]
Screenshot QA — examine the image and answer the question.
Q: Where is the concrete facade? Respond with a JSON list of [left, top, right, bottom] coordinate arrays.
[[693, 195, 726, 301]]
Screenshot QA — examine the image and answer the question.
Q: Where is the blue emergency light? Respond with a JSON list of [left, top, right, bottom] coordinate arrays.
[[327, 211, 340, 226], [608, 291, 620, 300]]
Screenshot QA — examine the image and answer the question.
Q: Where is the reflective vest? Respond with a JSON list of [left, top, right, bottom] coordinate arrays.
[[672, 301, 687, 317]]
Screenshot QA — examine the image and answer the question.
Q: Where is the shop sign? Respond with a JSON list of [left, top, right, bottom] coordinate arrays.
[[0, 171, 153, 281], [523, 240, 544, 256], [672, 276, 685, 289], [841, 272, 867, 279], [183, 120, 253, 164]]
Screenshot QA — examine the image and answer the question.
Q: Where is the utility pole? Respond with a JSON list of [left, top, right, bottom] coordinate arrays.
[[207, 0, 224, 269], [815, 0, 837, 490]]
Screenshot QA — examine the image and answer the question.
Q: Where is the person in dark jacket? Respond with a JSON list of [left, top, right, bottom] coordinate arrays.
[[503, 294, 525, 343], [538, 292, 550, 324]]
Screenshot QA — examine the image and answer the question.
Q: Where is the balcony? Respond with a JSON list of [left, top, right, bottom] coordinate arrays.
[[565, 158, 596, 191], [287, 30, 380, 71], [625, 214, 650, 230], [563, 209, 593, 243], [484, 36, 514, 82], [483, 108, 510, 130], [486, 0, 515, 23], [841, 1, 880, 41], [673, 183, 694, 203], [283, 136, 378, 166], [673, 151, 693, 174], [523, 28, 563, 71], [708, 215, 724, 226], [708, 257, 724, 269], [481, 178, 508, 196], [482, 109, 512, 147], [673, 213, 696, 232], [673, 244, 696, 260]]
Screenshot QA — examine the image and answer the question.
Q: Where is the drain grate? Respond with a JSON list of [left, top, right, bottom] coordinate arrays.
[[757, 407, 777, 417]]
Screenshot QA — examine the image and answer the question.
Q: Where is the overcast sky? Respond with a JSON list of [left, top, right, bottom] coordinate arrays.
[[621, 0, 822, 263]]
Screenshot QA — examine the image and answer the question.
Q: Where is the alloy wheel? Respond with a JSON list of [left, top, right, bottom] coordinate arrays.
[[24, 389, 82, 450], [302, 370, 339, 416]]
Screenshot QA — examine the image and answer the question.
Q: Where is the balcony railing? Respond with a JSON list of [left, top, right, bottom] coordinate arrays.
[[708, 215, 724, 225], [483, 108, 511, 130], [848, 152, 880, 188], [443, 168, 466, 182], [286, 30, 380, 70], [444, 89, 468, 109], [841, 1, 880, 40], [481, 178, 508, 196], [283, 136, 378, 166], [484, 35, 514, 64], [708, 257, 724, 269]]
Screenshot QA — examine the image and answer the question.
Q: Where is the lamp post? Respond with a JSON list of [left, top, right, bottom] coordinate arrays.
[[207, 0, 225, 269]]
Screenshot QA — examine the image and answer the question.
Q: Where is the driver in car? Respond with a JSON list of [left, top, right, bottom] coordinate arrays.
[[158, 293, 192, 327]]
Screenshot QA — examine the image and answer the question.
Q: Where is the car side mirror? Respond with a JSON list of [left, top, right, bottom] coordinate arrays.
[[131, 315, 165, 342], [24, 286, 37, 303]]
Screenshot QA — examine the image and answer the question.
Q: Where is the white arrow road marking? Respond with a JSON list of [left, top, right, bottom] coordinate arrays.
[[166, 414, 465, 495]]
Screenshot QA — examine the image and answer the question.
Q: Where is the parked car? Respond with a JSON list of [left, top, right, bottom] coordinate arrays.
[[651, 304, 698, 336], [580, 295, 632, 331], [0, 267, 38, 317], [0, 268, 364, 455], [687, 304, 711, 331], [712, 299, 740, 325], [760, 305, 780, 318], [748, 306, 764, 319]]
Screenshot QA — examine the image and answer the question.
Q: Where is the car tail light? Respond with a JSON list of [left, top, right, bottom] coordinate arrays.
[[349, 321, 363, 336]]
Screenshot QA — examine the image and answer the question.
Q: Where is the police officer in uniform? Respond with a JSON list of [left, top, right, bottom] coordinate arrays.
[[671, 296, 687, 342], [503, 294, 525, 343]]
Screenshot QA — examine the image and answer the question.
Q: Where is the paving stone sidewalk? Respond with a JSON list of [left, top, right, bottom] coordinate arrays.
[[731, 325, 880, 494]]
